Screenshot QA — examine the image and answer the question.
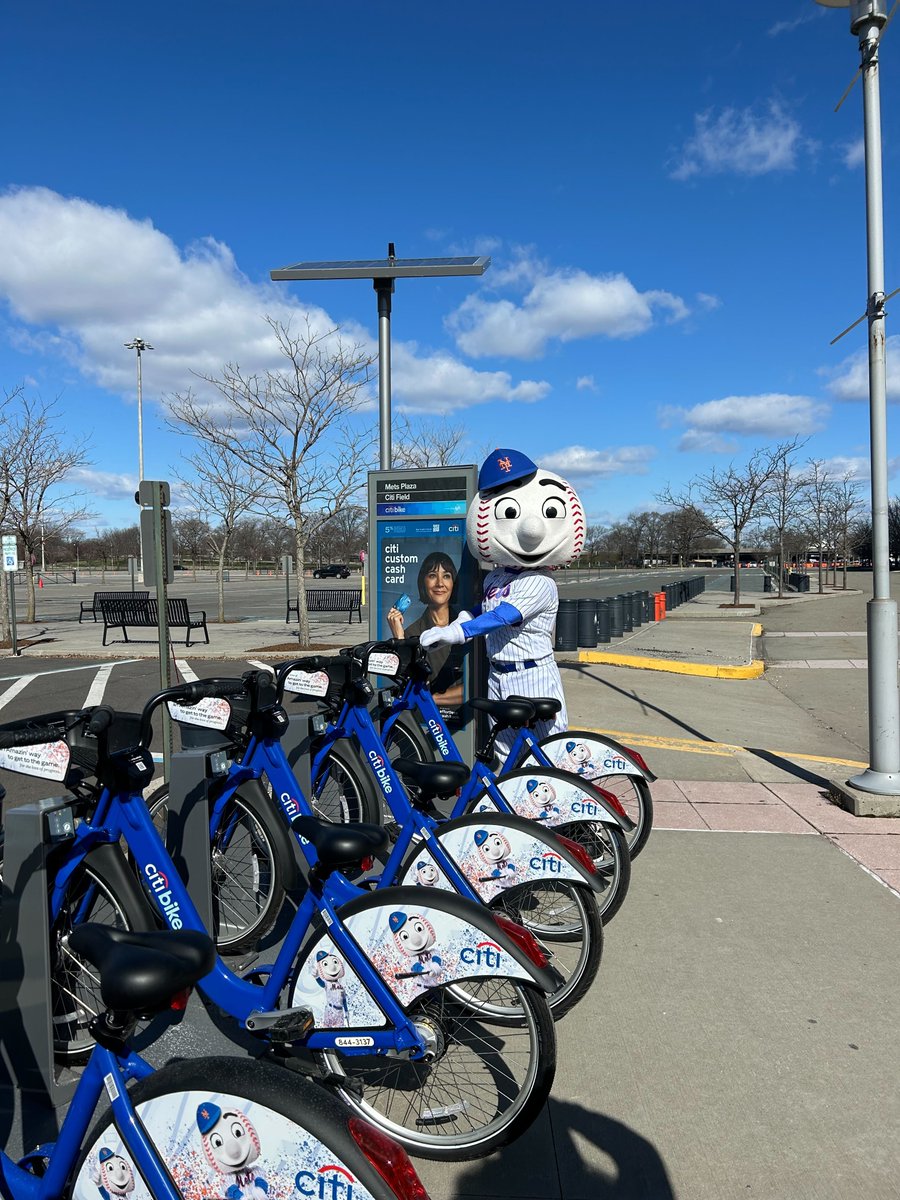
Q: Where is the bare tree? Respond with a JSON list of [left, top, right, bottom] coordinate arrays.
[[829, 473, 865, 589], [171, 513, 212, 579], [174, 446, 265, 621], [8, 396, 91, 621], [0, 386, 23, 643], [658, 446, 782, 606], [759, 438, 808, 597], [661, 505, 714, 567], [392, 415, 467, 468], [167, 317, 376, 643], [805, 460, 833, 595]]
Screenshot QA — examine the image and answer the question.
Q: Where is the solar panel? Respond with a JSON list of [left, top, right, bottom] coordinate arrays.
[[270, 255, 490, 281]]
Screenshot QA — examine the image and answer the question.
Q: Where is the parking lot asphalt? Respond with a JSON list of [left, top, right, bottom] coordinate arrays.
[[2, 569, 899, 1196]]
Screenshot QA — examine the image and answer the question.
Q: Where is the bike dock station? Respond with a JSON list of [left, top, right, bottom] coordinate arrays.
[[0, 794, 82, 1138]]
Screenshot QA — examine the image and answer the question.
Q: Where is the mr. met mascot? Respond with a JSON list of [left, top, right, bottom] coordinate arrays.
[[419, 448, 584, 756]]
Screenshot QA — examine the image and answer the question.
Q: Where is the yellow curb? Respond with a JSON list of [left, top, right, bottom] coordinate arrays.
[[581, 725, 869, 770], [578, 650, 766, 678], [752, 622, 763, 636]]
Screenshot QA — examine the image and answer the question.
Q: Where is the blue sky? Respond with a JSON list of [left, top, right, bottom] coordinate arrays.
[[1, 1, 897, 530]]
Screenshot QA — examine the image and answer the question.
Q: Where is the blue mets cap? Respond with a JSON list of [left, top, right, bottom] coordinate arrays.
[[526, 778, 540, 793], [478, 448, 538, 494], [315, 949, 331, 962], [565, 741, 576, 753], [389, 911, 408, 934], [98, 1148, 115, 1163], [474, 829, 489, 846], [196, 1102, 222, 1134]]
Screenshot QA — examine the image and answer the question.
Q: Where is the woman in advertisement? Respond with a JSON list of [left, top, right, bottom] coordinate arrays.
[[387, 550, 464, 711]]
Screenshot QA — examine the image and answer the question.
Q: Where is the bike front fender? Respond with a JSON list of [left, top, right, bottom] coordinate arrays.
[[400, 811, 605, 898], [469, 766, 632, 830], [522, 731, 656, 782], [291, 886, 555, 1021]]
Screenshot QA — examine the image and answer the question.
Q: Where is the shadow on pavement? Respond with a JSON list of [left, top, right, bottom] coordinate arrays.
[[451, 1099, 675, 1200], [564, 663, 836, 789]]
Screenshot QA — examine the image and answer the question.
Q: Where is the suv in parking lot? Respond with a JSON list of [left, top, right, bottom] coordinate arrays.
[[312, 564, 351, 579]]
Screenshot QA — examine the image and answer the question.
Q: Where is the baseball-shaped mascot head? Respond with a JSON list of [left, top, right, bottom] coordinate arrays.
[[467, 448, 584, 568]]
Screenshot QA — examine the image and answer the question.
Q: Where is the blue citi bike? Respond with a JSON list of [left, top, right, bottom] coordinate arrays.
[[375, 638, 656, 859], [0, 687, 558, 1161], [0, 922, 432, 1200], [301, 641, 632, 923], [152, 655, 606, 1021]]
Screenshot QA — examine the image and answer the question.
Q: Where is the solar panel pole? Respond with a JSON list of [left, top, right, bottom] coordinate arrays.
[[269, 250, 490, 473], [375, 277, 395, 469]]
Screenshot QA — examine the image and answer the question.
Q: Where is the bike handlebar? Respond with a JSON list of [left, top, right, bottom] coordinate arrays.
[[0, 717, 80, 749], [140, 678, 248, 744]]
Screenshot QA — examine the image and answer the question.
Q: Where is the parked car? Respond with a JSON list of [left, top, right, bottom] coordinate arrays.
[[313, 564, 351, 579]]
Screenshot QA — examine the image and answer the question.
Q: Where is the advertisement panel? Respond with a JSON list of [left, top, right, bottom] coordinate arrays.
[[368, 467, 482, 755]]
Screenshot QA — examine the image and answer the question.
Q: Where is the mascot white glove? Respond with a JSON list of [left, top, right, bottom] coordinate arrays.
[[419, 622, 466, 649]]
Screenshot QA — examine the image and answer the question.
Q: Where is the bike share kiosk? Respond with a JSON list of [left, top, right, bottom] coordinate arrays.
[[367, 465, 485, 762]]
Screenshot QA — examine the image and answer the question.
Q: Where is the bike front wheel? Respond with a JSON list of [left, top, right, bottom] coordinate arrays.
[[555, 820, 631, 923], [312, 739, 383, 824], [146, 780, 293, 954], [72, 1054, 424, 1200], [317, 979, 556, 1161], [51, 844, 153, 1062]]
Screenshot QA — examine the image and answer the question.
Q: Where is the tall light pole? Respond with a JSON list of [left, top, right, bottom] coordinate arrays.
[[125, 338, 153, 578], [124, 338, 154, 483], [817, 0, 900, 810]]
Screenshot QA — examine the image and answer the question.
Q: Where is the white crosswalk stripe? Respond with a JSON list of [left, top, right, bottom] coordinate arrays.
[[83, 664, 115, 707], [175, 659, 199, 682], [0, 675, 35, 713]]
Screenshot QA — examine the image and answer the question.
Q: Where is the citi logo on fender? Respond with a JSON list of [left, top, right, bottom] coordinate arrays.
[[460, 940, 503, 968], [295, 1163, 357, 1198], [529, 850, 564, 873]]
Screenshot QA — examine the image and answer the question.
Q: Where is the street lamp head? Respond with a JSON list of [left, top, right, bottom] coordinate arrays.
[[124, 338, 155, 353]]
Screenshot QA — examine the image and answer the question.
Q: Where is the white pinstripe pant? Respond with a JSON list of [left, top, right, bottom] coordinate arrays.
[[486, 654, 568, 759]]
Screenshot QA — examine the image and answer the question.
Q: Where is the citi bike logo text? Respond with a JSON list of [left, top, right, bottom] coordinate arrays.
[[427, 718, 451, 758], [367, 749, 393, 795], [604, 756, 628, 771], [460, 940, 503, 969], [530, 851, 564, 874], [295, 1163, 356, 1198], [144, 864, 183, 929], [281, 791, 301, 818]]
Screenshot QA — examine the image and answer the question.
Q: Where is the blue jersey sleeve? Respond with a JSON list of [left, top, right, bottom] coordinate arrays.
[[460, 602, 522, 639]]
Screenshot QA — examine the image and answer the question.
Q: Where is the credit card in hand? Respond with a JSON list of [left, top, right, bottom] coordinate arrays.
[[396, 593, 412, 613]]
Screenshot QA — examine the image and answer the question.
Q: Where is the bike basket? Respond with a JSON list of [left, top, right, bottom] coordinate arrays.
[[66, 712, 145, 779]]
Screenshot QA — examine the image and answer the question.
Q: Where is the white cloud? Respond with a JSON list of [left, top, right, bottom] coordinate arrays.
[[670, 101, 808, 180], [68, 466, 136, 500], [696, 292, 723, 311], [392, 343, 549, 412], [667, 393, 829, 439], [540, 444, 657, 480], [825, 335, 900, 402], [447, 266, 689, 359], [843, 138, 865, 169], [768, 8, 824, 37], [677, 429, 739, 454], [576, 375, 597, 392], [0, 187, 545, 412]]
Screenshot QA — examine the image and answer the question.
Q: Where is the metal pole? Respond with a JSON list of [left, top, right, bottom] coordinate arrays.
[[374, 279, 394, 470], [847, 6, 900, 795], [136, 347, 144, 483], [9, 574, 17, 657], [151, 486, 173, 782]]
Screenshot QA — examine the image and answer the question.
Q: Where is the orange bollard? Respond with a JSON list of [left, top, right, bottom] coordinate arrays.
[[654, 591, 666, 620]]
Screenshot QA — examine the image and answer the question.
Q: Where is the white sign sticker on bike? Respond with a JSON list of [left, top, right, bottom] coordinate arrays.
[[166, 697, 231, 730], [367, 651, 400, 677], [0, 739, 70, 780], [283, 669, 329, 697]]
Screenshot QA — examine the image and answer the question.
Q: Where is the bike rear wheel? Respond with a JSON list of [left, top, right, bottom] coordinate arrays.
[[318, 979, 556, 1161]]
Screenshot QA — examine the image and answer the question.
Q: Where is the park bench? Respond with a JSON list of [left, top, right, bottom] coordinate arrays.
[[99, 596, 209, 647], [79, 590, 149, 623], [286, 587, 362, 624]]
